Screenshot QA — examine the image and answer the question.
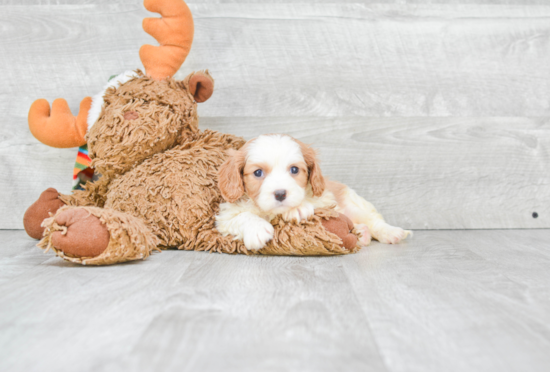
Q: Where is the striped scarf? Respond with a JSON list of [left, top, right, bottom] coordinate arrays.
[[72, 144, 94, 190]]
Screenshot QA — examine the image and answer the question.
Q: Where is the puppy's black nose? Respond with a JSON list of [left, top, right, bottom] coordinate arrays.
[[274, 189, 286, 201]]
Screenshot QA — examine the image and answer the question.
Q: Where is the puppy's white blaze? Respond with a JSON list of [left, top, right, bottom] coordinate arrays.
[[246, 134, 304, 169], [247, 135, 307, 214]]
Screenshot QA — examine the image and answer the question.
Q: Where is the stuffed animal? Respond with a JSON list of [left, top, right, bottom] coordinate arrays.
[[23, 0, 361, 265]]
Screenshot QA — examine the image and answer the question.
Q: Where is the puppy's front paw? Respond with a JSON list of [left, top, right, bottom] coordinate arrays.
[[242, 219, 274, 250], [282, 203, 315, 223], [376, 225, 411, 244]]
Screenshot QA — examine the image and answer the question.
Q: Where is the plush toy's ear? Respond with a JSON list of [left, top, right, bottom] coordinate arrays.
[[218, 148, 246, 203], [185, 70, 214, 103], [297, 141, 325, 197]]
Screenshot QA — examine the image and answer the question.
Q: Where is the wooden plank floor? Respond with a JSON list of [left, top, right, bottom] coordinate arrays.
[[1, 229, 549, 372]]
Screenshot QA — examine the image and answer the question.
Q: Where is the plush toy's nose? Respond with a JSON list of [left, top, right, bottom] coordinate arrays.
[[274, 190, 286, 201]]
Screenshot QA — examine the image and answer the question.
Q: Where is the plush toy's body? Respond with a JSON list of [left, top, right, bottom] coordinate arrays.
[[23, 0, 361, 265]]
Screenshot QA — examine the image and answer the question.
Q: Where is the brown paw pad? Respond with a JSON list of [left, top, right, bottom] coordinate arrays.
[[51, 209, 110, 258]]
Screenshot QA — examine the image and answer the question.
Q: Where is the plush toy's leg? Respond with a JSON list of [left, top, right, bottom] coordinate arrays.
[[23, 179, 110, 240], [23, 188, 66, 239], [59, 175, 111, 208], [259, 209, 360, 256], [39, 206, 160, 265]]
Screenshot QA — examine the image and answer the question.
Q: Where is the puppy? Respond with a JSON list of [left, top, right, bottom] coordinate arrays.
[[215, 134, 410, 250]]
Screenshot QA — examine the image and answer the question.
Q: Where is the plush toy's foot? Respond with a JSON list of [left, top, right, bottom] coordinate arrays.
[[23, 188, 66, 239], [50, 208, 110, 258], [321, 213, 358, 251], [341, 233, 358, 250], [39, 206, 160, 265]]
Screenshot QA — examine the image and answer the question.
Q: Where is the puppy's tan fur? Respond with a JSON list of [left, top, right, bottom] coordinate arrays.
[[296, 140, 325, 197]]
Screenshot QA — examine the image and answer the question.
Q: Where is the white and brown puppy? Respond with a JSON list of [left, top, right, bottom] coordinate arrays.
[[215, 134, 410, 250]]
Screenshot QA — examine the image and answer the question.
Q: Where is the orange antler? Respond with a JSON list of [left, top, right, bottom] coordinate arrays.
[[28, 97, 91, 148], [140, 0, 194, 80]]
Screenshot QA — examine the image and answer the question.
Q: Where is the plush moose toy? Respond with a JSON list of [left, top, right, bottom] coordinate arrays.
[[23, 0, 360, 265]]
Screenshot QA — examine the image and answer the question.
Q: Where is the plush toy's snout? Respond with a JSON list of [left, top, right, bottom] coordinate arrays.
[[123, 111, 139, 121]]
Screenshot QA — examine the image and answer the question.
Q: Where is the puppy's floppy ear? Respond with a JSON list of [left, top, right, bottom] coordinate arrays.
[[299, 141, 325, 197], [218, 148, 246, 203]]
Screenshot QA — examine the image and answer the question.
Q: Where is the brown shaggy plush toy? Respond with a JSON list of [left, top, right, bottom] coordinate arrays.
[[23, 0, 361, 265]]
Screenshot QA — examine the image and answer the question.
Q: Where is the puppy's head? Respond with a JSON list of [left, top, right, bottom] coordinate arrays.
[[218, 134, 325, 214]]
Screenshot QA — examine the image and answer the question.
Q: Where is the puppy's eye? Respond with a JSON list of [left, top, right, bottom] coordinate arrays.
[[290, 166, 299, 175], [254, 169, 263, 177]]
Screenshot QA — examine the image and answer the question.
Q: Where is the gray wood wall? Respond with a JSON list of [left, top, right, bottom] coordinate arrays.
[[1, 0, 548, 230]]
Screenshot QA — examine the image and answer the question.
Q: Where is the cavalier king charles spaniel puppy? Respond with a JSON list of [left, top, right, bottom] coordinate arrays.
[[215, 134, 410, 250]]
